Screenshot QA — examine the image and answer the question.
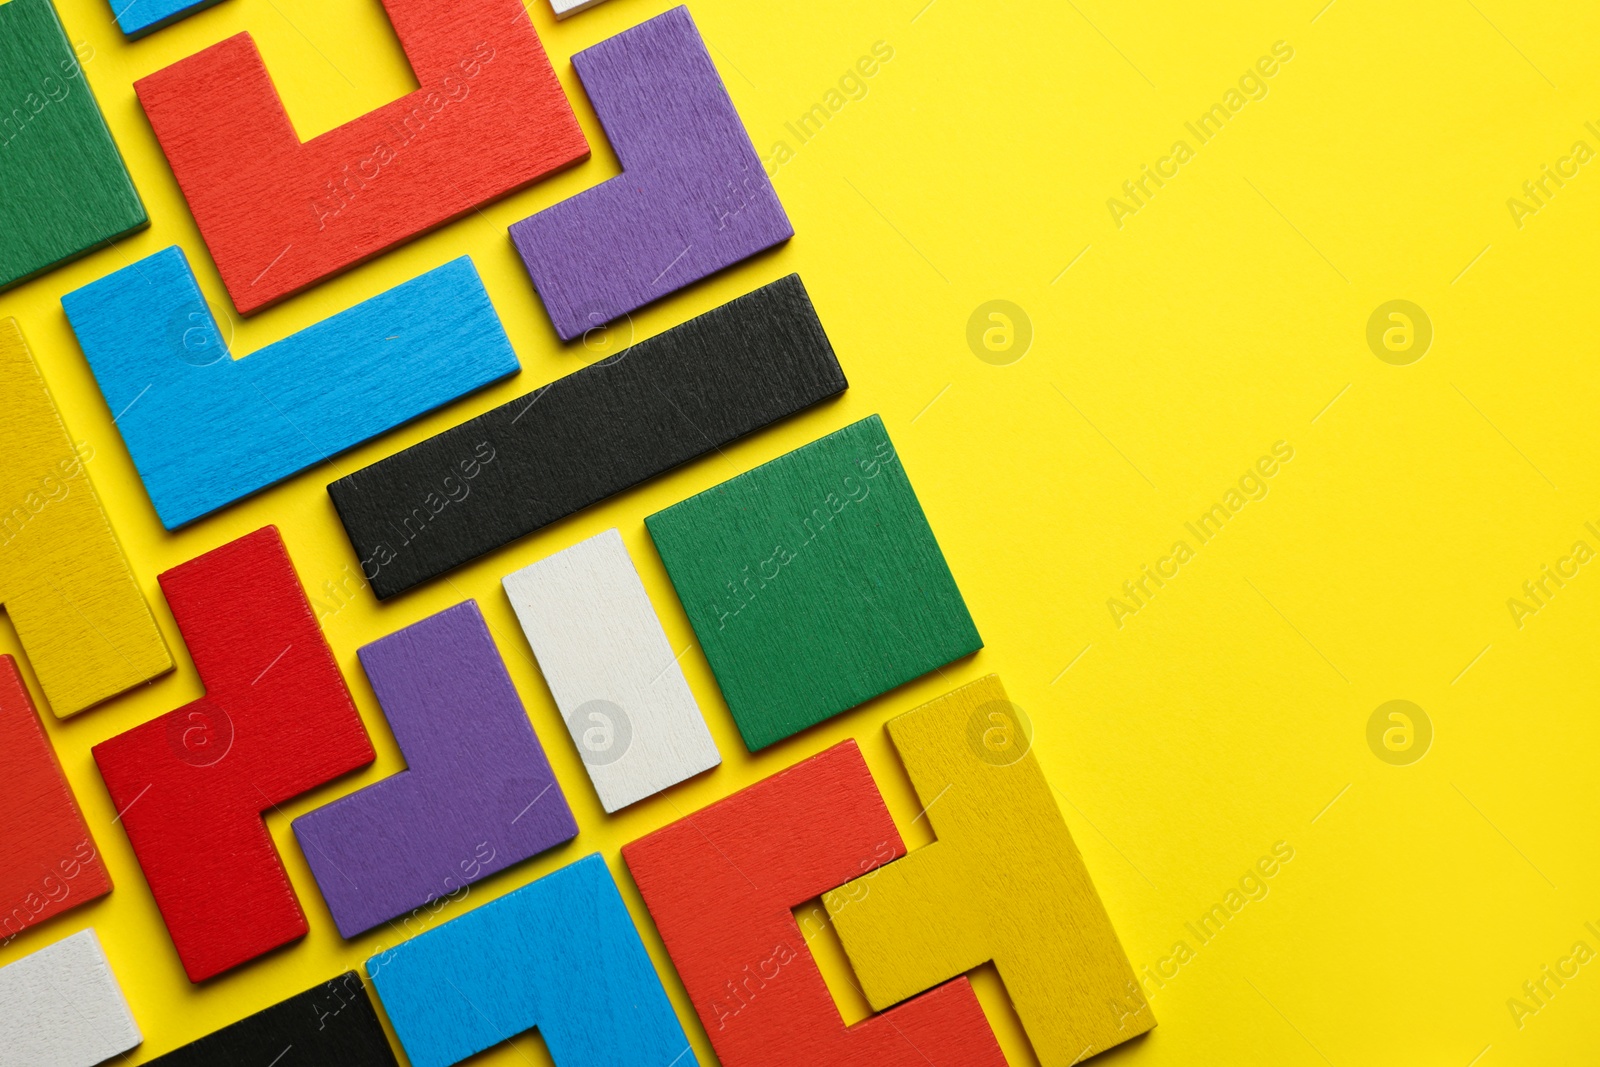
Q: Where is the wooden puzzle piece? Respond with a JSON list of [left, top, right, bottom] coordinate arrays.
[[0, 318, 172, 717], [0, 0, 147, 292], [109, 0, 226, 40], [549, 0, 609, 18], [0, 656, 111, 944], [292, 601, 577, 938], [0, 929, 141, 1067], [329, 273, 845, 600], [645, 415, 980, 751], [824, 675, 1154, 1064], [61, 249, 519, 530], [367, 853, 695, 1067], [502, 529, 719, 812], [134, 0, 588, 315], [510, 6, 791, 341], [92, 527, 375, 982], [622, 741, 1006, 1067], [146, 971, 397, 1065]]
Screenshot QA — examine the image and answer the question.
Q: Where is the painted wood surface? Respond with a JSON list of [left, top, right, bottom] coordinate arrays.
[[502, 528, 719, 812], [0, 317, 172, 717], [622, 741, 1005, 1067], [329, 273, 845, 600], [548, 0, 608, 18], [62, 249, 519, 529], [92, 527, 376, 983], [109, 0, 226, 39], [0, 929, 141, 1067]]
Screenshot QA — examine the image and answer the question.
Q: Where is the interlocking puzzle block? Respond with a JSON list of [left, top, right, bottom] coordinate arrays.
[[329, 273, 845, 600], [503, 529, 719, 812], [135, 0, 588, 314], [62, 249, 519, 530], [646, 415, 980, 751], [510, 6, 791, 341], [548, 0, 609, 18], [293, 601, 576, 938], [825, 675, 1154, 1065], [623, 741, 1005, 1067], [146, 971, 397, 1066], [109, 0, 226, 40], [0, 0, 147, 292], [0, 318, 172, 717], [93, 527, 376, 982], [0, 929, 141, 1067], [367, 853, 695, 1067]]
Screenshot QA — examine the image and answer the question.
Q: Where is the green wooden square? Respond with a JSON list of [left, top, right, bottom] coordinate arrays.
[[646, 415, 981, 750], [0, 0, 148, 291]]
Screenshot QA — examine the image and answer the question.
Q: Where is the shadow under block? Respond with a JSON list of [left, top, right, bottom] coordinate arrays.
[[110, 0, 227, 40], [0, 318, 172, 716], [0, 0, 147, 292], [0, 929, 141, 1067], [92, 527, 376, 982], [0, 657, 112, 942], [146, 971, 397, 1066], [623, 741, 1006, 1067], [134, 0, 588, 315], [509, 5, 791, 341], [645, 415, 980, 751], [502, 528, 720, 813], [329, 273, 845, 600], [367, 853, 696, 1067], [292, 601, 577, 938], [62, 248, 519, 530], [824, 675, 1154, 1065]]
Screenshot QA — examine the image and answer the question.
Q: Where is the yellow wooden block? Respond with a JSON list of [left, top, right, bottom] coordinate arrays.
[[826, 674, 1153, 1064], [0, 318, 171, 716]]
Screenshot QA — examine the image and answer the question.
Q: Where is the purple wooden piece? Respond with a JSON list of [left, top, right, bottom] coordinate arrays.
[[292, 601, 576, 938], [509, 5, 792, 342]]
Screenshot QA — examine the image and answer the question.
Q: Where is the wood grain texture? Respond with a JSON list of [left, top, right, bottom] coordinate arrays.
[[509, 6, 791, 340], [0, 656, 112, 944], [109, 0, 226, 40], [645, 415, 980, 751], [622, 741, 1005, 1067], [0, 929, 141, 1067], [502, 528, 720, 813], [92, 527, 376, 983], [367, 853, 695, 1067], [292, 601, 576, 938], [0, 317, 172, 717], [0, 0, 147, 291], [548, 0, 609, 18], [62, 248, 518, 530], [329, 273, 845, 600], [134, 0, 587, 315], [145, 971, 397, 1066], [824, 675, 1155, 1064]]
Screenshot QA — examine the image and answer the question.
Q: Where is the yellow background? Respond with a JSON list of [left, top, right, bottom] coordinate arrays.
[[2, 0, 1597, 1063]]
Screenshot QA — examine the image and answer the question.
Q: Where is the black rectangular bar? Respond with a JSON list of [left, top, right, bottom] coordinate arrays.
[[148, 971, 398, 1065]]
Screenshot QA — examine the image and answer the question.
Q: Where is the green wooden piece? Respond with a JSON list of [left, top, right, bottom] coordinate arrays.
[[646, 415, 982, 751], [0, 0, 147, 291]]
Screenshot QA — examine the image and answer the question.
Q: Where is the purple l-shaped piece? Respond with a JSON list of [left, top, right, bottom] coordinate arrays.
[[293, 601, 576, 938], [509, 5, 793, 342]]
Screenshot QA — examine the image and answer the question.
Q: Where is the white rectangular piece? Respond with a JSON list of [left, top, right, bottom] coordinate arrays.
[[550, 0, 609, 18], [0, 929, 141, 1067], [503, 528, 720, 811]]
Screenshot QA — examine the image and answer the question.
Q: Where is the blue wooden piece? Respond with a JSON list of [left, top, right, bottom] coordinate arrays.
[[110, 0, 226, 38], [366, 853, 696, 1067], [61, 247, 519, 529]]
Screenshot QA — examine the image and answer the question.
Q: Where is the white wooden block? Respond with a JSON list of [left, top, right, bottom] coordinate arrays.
[[0, 929, 141, 1067], [549, 0, 610, 18], [503, 528, 720, 812]]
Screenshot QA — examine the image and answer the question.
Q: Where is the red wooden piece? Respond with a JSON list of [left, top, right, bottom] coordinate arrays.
[[93, 527, 375, 982], [135, 0, 589, 315], [0, 656, 111, 944], [622, 741, 1006, 1067]]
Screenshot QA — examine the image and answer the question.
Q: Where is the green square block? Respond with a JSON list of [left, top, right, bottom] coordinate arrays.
[[646, 414, 982, 751], [0, 0, 148, 291]]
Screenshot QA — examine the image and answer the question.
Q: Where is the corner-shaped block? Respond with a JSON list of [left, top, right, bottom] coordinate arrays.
[[367, 853, 695, 1067], [0, 929, 141, 1066], [93, 527, 376, 982], [0, 317, 172, 716], [623, 741, 1005, 1067], [109, 0, 226, 40], [62, 248, 519, 529], [510, 5, 792, 341], [293, 601, 576, 938], [824, 675, 1154, 1064]]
